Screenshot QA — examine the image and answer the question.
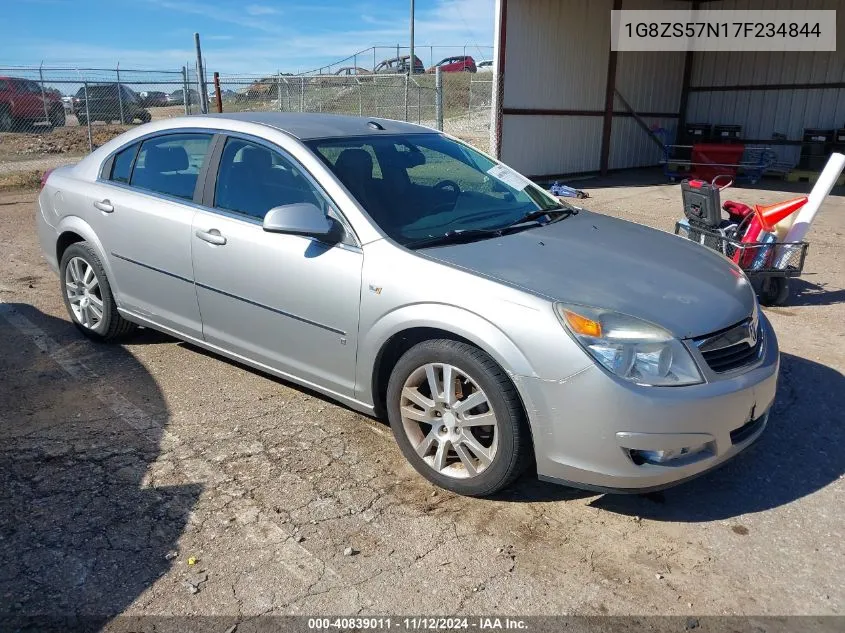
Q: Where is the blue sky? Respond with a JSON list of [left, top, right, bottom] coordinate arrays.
[[2, 0, 494, 74]]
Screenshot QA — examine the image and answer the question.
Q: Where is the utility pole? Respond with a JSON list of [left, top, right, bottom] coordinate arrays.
[[409, 0, 415, 74], [194, 32, 209, 114]]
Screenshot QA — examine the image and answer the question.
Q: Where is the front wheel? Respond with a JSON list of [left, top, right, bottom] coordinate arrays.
[[60, 242, 137, 341], [386, 339, 532, 496]]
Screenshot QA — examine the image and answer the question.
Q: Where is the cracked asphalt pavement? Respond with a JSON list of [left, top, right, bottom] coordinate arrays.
[[0, 174, 843, 624]]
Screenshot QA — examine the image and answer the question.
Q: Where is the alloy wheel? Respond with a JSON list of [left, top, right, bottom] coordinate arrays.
[[400, 362, 498, 479], [64, 256, 104, 329]]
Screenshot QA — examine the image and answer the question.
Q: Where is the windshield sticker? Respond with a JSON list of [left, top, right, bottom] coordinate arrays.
[[486, 164, 531, 191]]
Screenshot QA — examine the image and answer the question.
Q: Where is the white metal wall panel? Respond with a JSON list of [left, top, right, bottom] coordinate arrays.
[[612, 24, 685, 170], [614, 51, 685, 114], [609, 117, 677, 170], [613, 0, 686, 113], [499, 0, 689, 175], [502, 0, 612, 111], [501, 116, 603, 176]]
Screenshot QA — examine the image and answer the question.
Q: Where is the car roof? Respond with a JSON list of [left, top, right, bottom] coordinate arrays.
[[203, 112, 432, 140]]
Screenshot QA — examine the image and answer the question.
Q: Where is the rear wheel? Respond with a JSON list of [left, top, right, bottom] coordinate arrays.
[[758, 277, 790, 306], [386, 339, 532, 496], [48, 105, 65, 128], [60, 242, 137, 341]]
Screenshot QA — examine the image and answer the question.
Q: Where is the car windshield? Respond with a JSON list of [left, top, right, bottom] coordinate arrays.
[[306, 133, 565, 247]]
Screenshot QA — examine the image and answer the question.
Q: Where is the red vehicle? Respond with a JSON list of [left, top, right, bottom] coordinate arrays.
[[0, 76, 65, 131], [428, 55, 477, 73]]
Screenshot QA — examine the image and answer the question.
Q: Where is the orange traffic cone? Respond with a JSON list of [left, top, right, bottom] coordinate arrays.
[[754, 197, 808, 232]]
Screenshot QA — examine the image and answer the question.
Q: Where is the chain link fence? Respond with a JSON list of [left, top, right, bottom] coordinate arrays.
[[300, 45, 494, 75], [0, 65, 201, 175], [0, 62, 494, 178], [213, 71, 493, 151]]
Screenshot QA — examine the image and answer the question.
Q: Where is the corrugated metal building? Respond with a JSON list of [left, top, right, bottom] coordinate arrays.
[[491, 0, 845, 179]]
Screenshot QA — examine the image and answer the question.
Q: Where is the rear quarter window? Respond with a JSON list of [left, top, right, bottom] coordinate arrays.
[[109, 142, 140, 184]]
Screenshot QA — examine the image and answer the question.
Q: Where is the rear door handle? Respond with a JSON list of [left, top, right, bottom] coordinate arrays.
[[93, 199, 114, 213], [195, 228, 227, 245]]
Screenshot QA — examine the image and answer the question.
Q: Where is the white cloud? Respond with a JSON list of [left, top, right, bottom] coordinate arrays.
[[145, 0, 282, 33], [245, 4, 277, 16]]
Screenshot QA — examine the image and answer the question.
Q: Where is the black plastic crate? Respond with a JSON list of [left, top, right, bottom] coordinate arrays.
[[799, 128, 834, 170], [682, 122, 711, 141], [713, 124, 742, 143]]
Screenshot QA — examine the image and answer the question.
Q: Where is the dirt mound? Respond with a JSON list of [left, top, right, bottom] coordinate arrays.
[[0, 125, 129, 160]]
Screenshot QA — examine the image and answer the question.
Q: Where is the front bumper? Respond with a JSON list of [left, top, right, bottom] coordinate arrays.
[[517, 314, 779, 492], [36, 195, 59, 274]]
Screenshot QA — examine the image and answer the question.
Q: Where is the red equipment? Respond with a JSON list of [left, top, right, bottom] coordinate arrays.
[[690, 143, 746, 182], [722, 200, 754, 223], [733, 197, 808, 267]]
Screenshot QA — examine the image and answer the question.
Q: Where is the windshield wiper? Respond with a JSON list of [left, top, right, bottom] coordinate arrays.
[[405, 227, 504, 249], [405, 206, 579, 249], [501, 205, 578, 229]]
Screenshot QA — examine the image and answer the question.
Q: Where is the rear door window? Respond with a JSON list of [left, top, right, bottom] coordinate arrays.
[[130, 133, 212, 200]]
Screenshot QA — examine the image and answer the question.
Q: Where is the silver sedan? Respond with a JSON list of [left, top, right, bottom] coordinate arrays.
[[36, 113, 779, 496]]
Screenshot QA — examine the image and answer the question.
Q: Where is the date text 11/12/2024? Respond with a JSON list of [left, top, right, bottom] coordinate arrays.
[[307, 617, 529, 630]]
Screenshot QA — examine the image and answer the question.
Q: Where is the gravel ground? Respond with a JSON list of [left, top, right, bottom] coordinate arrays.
[[0, 173, 843, 624]]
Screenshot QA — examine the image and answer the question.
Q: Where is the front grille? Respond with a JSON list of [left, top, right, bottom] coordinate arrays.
[[695, 317, 763, 374]]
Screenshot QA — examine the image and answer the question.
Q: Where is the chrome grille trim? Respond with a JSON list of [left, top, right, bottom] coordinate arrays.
[[694, 314, 763, 374]]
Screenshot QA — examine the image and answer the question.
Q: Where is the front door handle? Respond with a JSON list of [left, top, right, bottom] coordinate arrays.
[[93, 199, 114, 213], [195, 228, 227, 245]]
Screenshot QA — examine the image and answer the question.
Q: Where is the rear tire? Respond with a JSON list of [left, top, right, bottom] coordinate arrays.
[[386, 339, 532, 496], [48, 105, 65, 128], [59, 242, 137, 341], [758, 277, 789, 306]]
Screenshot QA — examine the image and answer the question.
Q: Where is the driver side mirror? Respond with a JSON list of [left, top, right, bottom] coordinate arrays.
[[262, 203, 344, 244]]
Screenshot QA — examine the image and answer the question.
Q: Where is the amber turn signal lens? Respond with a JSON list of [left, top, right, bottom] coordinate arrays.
[[562, 309, 602, 338]]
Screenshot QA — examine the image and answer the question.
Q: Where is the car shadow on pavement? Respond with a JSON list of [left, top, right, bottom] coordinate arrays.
[[589, 352, 845, 521], [0, 304, 202, 631]]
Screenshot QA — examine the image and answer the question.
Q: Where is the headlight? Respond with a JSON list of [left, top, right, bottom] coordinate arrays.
[[555, 303, 703, 386]]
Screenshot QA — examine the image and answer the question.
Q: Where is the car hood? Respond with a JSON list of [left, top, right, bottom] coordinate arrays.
[[419, 210, 756, 339]]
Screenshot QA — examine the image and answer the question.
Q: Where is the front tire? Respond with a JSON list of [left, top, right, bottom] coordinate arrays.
[[386, 339, 532, 496], [59, 242, 136, 341]]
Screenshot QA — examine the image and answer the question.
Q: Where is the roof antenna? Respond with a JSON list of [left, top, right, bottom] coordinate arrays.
[[367, 121, 385, 130]]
